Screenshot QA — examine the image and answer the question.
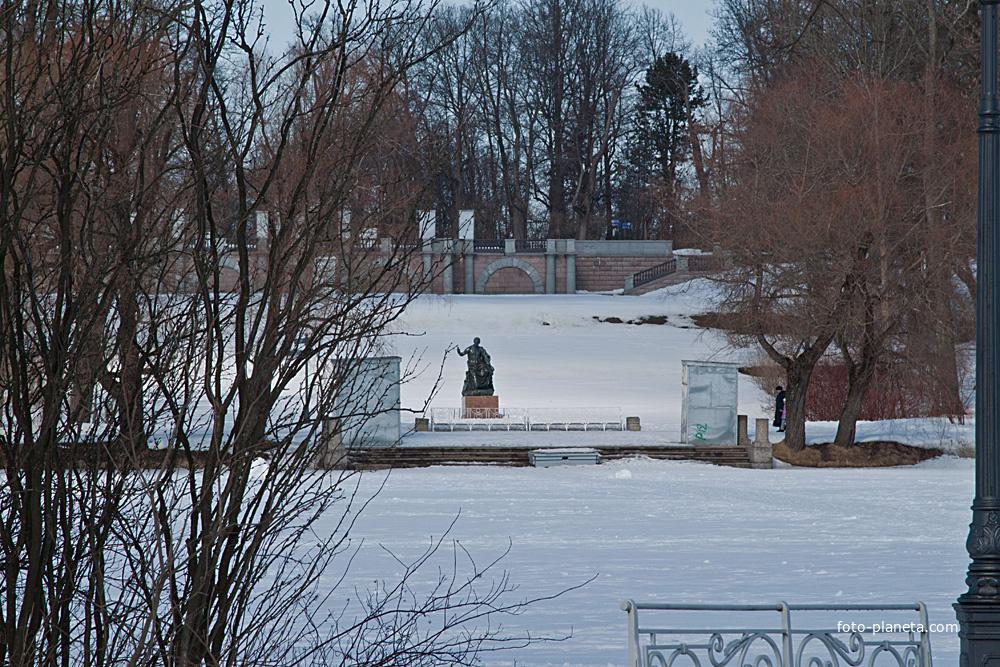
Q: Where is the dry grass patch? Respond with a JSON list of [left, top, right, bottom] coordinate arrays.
[[772, 440, 943, 467], [593, 315, 669, 325]]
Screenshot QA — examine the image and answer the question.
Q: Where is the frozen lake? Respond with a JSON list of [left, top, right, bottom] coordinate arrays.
[[335, 456, 972, 667]]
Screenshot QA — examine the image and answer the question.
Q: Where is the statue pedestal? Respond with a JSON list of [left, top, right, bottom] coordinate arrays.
[[463, 395, 499, 419]]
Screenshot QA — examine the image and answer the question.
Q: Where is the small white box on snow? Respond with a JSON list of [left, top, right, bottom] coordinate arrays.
[[528, 448, 599, 467]]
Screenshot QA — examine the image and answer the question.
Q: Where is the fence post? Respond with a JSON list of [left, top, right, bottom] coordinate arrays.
[[315, 419, 348, 470], [747, 418, 773, 469], [621, 600, 642, 667], [738, 415, 751, 447], [918, 602, 932, 667], [780, 602, 793, 667]]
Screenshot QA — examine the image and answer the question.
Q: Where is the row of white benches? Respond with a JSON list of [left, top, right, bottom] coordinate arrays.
[[431, 421, 623, 432], [427, 407, 624, 432]]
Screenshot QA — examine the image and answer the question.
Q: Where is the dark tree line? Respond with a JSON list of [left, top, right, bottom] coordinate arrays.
[[414, 0, 709, 241]]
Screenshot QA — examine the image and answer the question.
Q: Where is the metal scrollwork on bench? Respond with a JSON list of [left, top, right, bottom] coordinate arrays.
[[719, 633, 784, 667], [796, 632, 865, 667], [647, 633, 783, 667], [797, 632, 924, 667]]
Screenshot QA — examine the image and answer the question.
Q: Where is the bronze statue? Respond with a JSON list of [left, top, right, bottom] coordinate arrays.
[[456, 337, 494, 396]]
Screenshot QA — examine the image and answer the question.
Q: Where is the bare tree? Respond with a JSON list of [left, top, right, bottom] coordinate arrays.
[[825, 79, 974, 446], [470, 0, 540, 239], [712, 71, 875, 451], [561, 0, 634, 239], [709, 0, 977, 447], [0, 1, 559, 666], [0, 1, 187, 662]]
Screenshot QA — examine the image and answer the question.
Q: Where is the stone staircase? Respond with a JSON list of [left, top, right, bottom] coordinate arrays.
[[346, 444, 754, 469], [623, 270, 696, 295], [623, 253, 718, 295]]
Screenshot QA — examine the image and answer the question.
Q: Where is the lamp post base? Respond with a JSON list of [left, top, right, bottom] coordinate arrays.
[[955, 602, 1000, 667]]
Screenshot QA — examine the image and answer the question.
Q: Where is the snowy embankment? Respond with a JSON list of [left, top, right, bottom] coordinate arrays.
[[388, 280, 760, 440], [805, 418, 974, 453], [388, 279, 976, 453]]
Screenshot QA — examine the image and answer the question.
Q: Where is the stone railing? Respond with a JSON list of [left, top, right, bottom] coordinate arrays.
[[622, 601, 932, 667], [467, 239, 673, 256], [427, 407, 623, 431], [687, 254, 716, 272], [624, 252, 717, 292], [738, 416, 773, 469], [514, 239, 547, 253], [473, 239, 505, 253]]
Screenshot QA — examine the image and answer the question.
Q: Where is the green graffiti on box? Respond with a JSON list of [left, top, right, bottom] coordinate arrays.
[[681, 360, 739, 446]]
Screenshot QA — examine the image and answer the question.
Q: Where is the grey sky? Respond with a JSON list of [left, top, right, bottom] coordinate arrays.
[[260, 0, 717, 52], [645, 0, 715, 47]]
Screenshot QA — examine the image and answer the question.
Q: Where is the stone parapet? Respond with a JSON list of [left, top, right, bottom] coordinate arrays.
[[576, 240, 673, 256]]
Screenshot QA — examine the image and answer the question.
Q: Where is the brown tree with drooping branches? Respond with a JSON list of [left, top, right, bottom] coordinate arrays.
[[713, 65, 974, 451], [709, 0, 977, 447]]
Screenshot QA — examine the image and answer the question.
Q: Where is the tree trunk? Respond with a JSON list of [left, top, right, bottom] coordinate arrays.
[[768, 327, 837, 452], [686, 101, 708, 202], [782, 364, 812, 452], [919, 1, 964, 419], [117, 284, 145, 452], [833, 374, 869, 448], [548, 0, 567, 238], [931, 306, 964, 416]]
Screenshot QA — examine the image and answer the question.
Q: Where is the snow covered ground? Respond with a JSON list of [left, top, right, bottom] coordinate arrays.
[[340, 457, 972, 667], [386, 280, 974, 453], [387, 281, 762, 441], [306, 280, 978, 666]]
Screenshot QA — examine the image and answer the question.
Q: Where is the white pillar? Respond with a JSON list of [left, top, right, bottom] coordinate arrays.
[[459, 209, 475, 241], [418, 210, 435, 244]]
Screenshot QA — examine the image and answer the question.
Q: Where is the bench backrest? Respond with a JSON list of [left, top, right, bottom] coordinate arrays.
[[621, 601, 932, 667]]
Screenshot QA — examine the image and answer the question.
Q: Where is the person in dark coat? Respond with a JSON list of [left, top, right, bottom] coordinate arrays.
[[773, 386, 786, 431]]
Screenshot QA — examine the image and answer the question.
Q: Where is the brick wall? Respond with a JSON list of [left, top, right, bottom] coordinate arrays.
[[484, 266, 537, 293], [575, 257, 667, 292]]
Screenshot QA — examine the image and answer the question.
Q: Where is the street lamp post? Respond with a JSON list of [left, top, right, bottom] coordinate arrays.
[[955, 0, 1000, 662]]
